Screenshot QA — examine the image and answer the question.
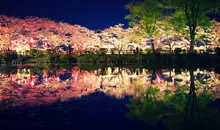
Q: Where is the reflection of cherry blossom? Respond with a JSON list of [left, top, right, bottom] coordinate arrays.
[[0, 67, 218, 109]]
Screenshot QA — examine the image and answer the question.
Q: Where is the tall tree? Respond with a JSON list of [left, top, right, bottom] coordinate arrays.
[[168, 0, 220, 52], [125, 0, 164, 55]]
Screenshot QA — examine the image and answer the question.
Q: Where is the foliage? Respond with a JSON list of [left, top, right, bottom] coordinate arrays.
[[25, 50, 30, 55], [167, 0, 220, 52], [0, 15, 98, 54], [210, 20, 220, 47], [125, 0, 166, 54], [47, 54, 55, 62], [59, 55, 77, 63], [79, 54, 98, 63], [98, 24, 137, 56], [30, 49, 37, 56], [126, 85, 216, 129], [0, 52, 17, 62], [99, 48, 107, 55], [0, 13, 219, 56]]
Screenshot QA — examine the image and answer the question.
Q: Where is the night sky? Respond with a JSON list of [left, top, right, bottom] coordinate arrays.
[[0, 0, 135, 30], [0, 0, 219, 30]]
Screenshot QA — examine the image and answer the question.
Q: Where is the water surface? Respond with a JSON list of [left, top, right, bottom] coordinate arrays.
[[0, 65, 219, 130]]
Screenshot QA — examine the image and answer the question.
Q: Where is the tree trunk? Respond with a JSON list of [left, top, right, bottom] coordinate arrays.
[[151, 38, 157, 55], [190, 32, 195, 52], [169, 44, 172, 54], [118, 50, 121, 57]]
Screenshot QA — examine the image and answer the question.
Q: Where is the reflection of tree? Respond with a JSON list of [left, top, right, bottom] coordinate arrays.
[[126, 86, 162, 128], [0, 66, 220, 111], [126, 69, 220, 130], [0, 67, 100, 109], [184, 70, 199, 121]]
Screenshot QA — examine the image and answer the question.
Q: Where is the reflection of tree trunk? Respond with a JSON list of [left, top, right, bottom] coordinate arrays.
[[185, 70, 200, 122], [118, 67, 122, 76], [151, 70, 156, 84], [166, 69, 172, 90]]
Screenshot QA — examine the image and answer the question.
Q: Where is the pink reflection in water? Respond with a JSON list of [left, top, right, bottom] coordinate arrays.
[[0, 68, 216, 109]]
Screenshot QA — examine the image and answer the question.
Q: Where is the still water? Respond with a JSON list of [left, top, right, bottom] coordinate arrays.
[[0, 64, 220, 130]]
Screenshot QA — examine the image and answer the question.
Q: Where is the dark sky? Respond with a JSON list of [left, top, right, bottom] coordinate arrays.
[[0, 0, 134, 30], [0, 0, 219, 30]]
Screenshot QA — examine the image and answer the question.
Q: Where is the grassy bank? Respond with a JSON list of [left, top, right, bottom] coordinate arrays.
[[0, 52, 220, 66]]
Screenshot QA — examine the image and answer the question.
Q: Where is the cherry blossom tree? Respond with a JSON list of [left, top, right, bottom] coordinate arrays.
[[0, 23, 24, 51], [60, 24, 99, 55], [0, 27, 11, 51], [210, 20, 220, 48], [1, 15, 218, 55], [157, 22, 184, 54], [99, 24, 135, 55]]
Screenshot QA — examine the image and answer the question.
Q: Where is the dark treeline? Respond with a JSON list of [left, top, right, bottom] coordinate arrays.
[[1, 52, 220, 66]]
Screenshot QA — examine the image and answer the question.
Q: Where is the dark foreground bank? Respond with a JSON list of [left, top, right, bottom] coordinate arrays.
[[1, 52, 220, 66]]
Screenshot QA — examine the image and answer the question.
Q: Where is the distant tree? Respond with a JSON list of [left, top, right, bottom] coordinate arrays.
[[0, 15, 99, 55], [99, 24, 133, 56]]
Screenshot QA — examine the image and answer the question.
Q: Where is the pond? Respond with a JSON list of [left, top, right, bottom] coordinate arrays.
[[0, 64, 220, 130]]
